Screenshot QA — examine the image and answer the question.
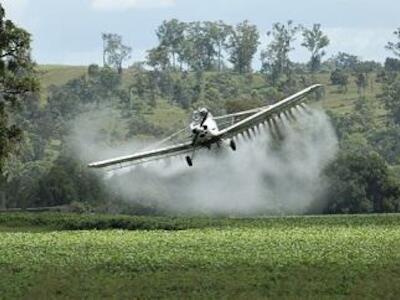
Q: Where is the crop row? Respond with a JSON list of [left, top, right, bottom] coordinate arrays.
[[1, 212, 400, 231]]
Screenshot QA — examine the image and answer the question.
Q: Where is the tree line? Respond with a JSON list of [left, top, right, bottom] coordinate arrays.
[[3, 2, 400, 214], [103, 19, 330, 75]]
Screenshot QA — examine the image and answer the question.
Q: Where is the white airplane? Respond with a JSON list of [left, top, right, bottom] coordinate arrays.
[[88, 84, 322, 168]]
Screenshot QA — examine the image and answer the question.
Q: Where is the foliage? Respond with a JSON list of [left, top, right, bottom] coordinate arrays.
[[0, 4, 38, 172], [261, 20, 299, 84], [224, 95, 263, 113], [383, 73, 400, 124], [1, 213, 400, 298], [301, 24, 330, 72], [323, 140, 400, 213], [328, 98, 376, 140], [206, 21, 232, 71], [354, 60, 382, 73], [146, 45, 170, 71], [102, 33, 132, 74], [183, 21, 218, 71], [330, 68, 349, 92], [2, 8, 400, 216], [385, 57, 400, 72], [149, 19, 259, 73], [332, 52, 360, 71], [126, 115, 165, 137], [369, 125, 400, 165], [386, 27, 400, 58], [355, 72, 368, 95], [155, 19, 186, 69], [225, 20, 260, 73]]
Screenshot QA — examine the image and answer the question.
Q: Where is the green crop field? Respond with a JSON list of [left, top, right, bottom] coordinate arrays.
[[1, 213, 400, 299]]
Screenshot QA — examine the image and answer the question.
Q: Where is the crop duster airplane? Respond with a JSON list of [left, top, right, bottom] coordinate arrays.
[[88, 84, 322, 169]]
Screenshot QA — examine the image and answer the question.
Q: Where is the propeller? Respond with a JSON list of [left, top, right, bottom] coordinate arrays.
[[189, 109, 209, 164], [200, 110, 209, 126], [192, 110, 208, 146]]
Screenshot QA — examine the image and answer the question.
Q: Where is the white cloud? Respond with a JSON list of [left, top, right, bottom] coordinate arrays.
[[90, 0, 176, 11]]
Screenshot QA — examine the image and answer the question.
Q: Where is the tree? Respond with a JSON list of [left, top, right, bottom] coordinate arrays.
[[385, 57, 400, 72], [355, 72, 368, 95], [147, 45, 170, 71], [323, 140, 400, 214], [0, 4, 38, 172], [102, 33, 132, 74], [206, 21, 231, 71], [330, 69, 349, 92], [261, 21, 299, 84], [184, 21, 217, 71], [370, 125, 400, 165], [328, 98, 376, 140], [383, 75, 400, 124], [172, 75, 192, 109], [354, 60, 382, 73], [301, 24, 329, 72], [156, 19, 186, 69], [97, 67, 121, 94], [226, 20, 260, 73], [225, 96, 263, 114], [386, 27, 400, 58], [333, 52, 360, 71]]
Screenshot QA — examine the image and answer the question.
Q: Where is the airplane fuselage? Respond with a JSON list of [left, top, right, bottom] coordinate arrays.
[[189, 110, 220, 145]]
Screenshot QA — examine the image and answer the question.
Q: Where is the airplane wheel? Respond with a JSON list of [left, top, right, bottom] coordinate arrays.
[[185, 156, 193, 167], [230, 139, 236, 151]]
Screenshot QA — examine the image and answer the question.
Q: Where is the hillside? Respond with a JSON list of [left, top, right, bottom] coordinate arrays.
[[37, 64, 385, 121], [4, 61, 397, 215]]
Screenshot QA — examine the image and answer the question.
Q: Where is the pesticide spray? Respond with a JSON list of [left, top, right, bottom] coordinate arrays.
[[71, 105, 338, 216]]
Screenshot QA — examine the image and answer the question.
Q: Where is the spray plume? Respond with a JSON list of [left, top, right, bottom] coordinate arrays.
[[71, 105, 338, 216]]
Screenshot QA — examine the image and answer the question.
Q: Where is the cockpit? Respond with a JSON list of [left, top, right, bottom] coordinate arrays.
[[191, 107, 209, 124]]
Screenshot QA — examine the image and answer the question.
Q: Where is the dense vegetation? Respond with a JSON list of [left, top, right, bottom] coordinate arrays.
[[2, 3, 400, 214], [3, 211, 400, 231], [1, 213, 400, 298]]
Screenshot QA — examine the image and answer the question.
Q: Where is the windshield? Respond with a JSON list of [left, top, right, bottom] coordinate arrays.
[[192, 110, 201, 123], [191, 108, 208, 123]]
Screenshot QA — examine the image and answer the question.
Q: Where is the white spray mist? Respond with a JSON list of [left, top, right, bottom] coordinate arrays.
[[71, 106, 338, 216]]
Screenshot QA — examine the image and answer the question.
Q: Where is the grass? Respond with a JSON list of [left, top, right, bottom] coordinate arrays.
[[35, 64, 388, 139], [37, 65, 87, 103], [144, 99, 188, 132], [37, 65, 384, 116], [37, 65, 87, 88], [1, 213, 400, 299], [319, 72, 384, 114]]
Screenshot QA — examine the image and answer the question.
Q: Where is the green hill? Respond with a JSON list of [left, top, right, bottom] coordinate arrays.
[[37, 64, 385, 119], [7, 63, 396, 215]]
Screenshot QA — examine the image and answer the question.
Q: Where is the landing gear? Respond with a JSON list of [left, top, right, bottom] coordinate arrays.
[[185, 156, 193, 167], [230, 139, 236, 151]]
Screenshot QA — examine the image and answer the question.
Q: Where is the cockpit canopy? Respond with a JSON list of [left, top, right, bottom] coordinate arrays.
[[191, 107, 209, 123]]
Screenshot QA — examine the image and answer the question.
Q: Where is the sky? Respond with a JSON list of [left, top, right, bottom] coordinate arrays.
[[1, 0, 398, 67]]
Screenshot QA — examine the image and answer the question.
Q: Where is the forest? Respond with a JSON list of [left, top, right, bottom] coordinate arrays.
[[2, 4, 400, 215]]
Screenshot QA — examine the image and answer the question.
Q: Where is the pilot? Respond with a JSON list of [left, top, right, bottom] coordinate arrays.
[[192, 108, 208, 123], [199, 107, 208, 116]]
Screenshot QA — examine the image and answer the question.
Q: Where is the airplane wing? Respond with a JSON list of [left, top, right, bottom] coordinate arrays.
[[88, 141, 195, 169], [88, 84, 321, 169], [216, 84, 322, 140], [214, 106, 270, 121]]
